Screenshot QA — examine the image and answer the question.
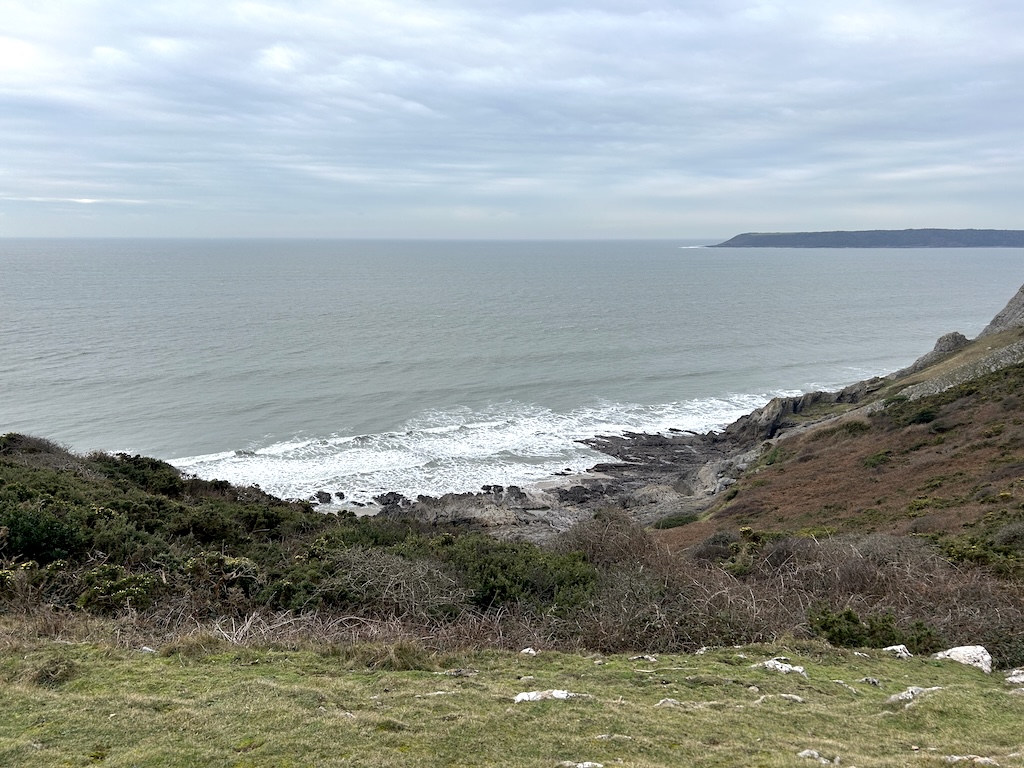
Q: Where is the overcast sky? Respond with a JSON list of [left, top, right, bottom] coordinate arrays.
[[1, 1, 1021, 238]]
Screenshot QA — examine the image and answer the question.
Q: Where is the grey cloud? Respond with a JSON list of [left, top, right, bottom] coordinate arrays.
[[1, 1, 1022, 236]]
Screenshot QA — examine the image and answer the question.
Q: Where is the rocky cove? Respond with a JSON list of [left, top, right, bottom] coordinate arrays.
[[352, 282, 1024, 543]]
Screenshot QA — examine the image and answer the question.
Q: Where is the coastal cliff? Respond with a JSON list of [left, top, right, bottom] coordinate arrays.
[[710, 228, 1024, 248]]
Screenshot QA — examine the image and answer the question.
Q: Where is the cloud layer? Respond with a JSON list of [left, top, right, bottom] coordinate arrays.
[[1, 0, 1021, 237]]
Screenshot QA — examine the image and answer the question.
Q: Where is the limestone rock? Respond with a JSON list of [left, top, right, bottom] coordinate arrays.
[[1005, 669, 1024, 685], [798, 749, 840, 764], [943, 757, 1000, 765], [932, 645, 992, 674], [752, 658, 808, 677], [886, 686, 942, 706], [514, 689, 586, 703], [883, 644, 913, 659], [980, 283, 1024, 337]]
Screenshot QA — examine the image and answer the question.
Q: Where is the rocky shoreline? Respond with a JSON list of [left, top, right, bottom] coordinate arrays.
[[330, 282, 1024, 543], [366, 377, 880, 542]]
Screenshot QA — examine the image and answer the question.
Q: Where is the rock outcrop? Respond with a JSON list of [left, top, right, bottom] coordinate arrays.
[[893, 331, 971, 377], [980, 283, 1024, 337]]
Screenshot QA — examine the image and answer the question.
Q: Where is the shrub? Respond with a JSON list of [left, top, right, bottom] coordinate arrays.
[[90, 453, 185, 497], [863, 451, 891, 468], [653, 512, 700, 529], [0, 505, 87, 564], [430, 533, 597, 610], [808, 605, 941, 654], [77, 564, 160, 613], [690, 530, 740, 563], [556, 508, 660, 568]]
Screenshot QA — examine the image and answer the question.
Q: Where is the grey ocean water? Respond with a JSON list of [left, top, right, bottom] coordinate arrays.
[[2, 239, 1021, 503]]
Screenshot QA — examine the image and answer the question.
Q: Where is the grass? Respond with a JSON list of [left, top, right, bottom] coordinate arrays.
[[1, 637, 1022, 767]]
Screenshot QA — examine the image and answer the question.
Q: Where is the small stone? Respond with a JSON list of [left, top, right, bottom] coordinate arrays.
[[441, 668, 478, 677], [797, 749, 838, 764], [883, 644, 913, 659], [1004, 668, 1024, 685], [520, 647, 538, 656], [943, 756, 999, 765], [654, 698, 681, 708], [752, 658, 808, 677], [629, 654, 657, 662], [139, 646, 156, 654], [513, 689, 586, 703], [779, 694, 805, 703], [886, 686, 942, 706], [859, 677, 881, 687]]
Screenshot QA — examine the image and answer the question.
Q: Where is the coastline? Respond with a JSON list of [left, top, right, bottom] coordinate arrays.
[[367, 285, 1024, 541]]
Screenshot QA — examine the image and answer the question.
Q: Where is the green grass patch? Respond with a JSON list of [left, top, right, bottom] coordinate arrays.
[[652, 512, 700, 530], [0, 640, 1022, 767], [863, 451, 892, 468]]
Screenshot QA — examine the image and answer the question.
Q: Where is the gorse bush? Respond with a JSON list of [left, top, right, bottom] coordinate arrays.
[[807, 606, 941, 654], [2, 432, 1024, 665]]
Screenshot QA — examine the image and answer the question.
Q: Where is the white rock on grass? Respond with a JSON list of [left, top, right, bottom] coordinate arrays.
[[752, 658, 808, 677], [558, 762, 604, 768], [932, 646, 992, 674], [513, 689, 587, 703], [520, 647, 538, 656], [943, 756, 1000, 765], [883, 644, 913, 659], [886, 686, 942, 707], [1003, 668, 1024, 685], [798, 748, 840, 764]]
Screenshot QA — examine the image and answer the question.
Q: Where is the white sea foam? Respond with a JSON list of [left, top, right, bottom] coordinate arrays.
[[170, 393, 789, 505]]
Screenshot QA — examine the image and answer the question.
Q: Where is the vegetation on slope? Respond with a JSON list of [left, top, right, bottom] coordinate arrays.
[[677, 362, 1024, 575], [3, 419, 1024, 667]]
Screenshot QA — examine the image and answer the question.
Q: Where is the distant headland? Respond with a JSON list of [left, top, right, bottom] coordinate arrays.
[[710, 228, 1024, 248]]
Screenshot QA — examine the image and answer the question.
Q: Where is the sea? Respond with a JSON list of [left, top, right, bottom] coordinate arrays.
[[2, 239, 1021, 506]]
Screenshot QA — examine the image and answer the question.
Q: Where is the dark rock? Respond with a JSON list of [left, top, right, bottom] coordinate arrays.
[[374, 491, 412, 510], [335, 491, 346, 501], [314, 490, 332, 504]]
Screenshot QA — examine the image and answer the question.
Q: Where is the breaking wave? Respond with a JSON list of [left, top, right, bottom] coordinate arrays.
[[170, 392, 797, 505]]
